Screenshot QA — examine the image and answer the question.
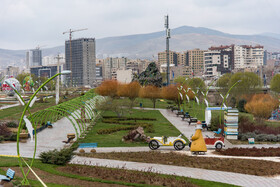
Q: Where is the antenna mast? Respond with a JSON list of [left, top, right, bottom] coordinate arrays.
[[165, 15, 170, 85]]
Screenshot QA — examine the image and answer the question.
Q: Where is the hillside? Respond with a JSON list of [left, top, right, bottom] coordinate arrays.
[[1, 25, 280, 67]]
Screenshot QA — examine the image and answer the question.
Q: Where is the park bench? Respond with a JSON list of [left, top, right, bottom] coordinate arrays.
[[187, 118, 198, 125], [181, 113, 191, 120], [62, 133, 75, 144], [78, 143, 98, 148], [171, 106, 179, 112], [0, 168, 15, 182], [202, 121, 209, 130], [176, 111, 184, 117]]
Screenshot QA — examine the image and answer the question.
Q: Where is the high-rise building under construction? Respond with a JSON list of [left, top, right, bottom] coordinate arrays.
[[65, 38, 96, 87]]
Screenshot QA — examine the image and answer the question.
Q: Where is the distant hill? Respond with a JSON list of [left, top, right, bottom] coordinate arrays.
[[1, 25, 280, 68]]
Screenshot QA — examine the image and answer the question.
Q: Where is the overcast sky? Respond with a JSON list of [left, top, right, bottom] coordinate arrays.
[[1, 0, 280, 50]]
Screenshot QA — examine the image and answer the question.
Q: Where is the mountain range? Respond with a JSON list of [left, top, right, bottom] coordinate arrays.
[[1, 25, 280, 68]]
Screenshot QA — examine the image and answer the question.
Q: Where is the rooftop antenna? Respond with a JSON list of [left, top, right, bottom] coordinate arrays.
[[165, 15, 170, 85]]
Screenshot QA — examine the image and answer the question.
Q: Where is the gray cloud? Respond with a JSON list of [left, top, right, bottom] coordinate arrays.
[[0, 0, 280, 49]]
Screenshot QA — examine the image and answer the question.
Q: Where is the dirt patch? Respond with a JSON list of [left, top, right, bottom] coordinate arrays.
[[58, 165, 197, 187], [77, 151, 280, 176], [3, 167, 124, 187], [218, 147, 280, 157]]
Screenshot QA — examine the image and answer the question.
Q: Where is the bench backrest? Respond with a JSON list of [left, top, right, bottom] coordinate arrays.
[[6, 168, 15, 179]]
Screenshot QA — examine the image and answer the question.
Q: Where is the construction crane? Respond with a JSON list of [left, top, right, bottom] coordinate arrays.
[[35, 45, 47, 50], [63, 28, 88, 87]]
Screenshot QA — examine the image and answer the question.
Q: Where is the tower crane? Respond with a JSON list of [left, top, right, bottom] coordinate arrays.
[[63, 28, 88, 87]]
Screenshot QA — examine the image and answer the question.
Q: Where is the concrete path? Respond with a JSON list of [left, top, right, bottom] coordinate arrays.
[[71, 156, 280, 187], [0, 115, 82, 158]]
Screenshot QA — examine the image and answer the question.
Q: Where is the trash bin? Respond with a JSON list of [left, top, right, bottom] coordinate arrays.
[[248, 138, 255, 144]]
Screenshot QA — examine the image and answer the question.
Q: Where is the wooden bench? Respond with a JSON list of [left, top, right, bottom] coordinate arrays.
[[0, 168, 15, 182], [176, 111, 184, 117], [62, 133, 75, 144], [181, 113, 191, 120], [187, 118, 198, 125], [171, 107, 179, 112]]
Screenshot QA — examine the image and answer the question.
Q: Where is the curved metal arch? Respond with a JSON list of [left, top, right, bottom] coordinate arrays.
[[46, 106, 83, 135], [56, 102, 87, 134]]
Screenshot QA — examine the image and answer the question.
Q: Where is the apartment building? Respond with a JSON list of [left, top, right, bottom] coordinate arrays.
[[158, 51, 178, 66], [204, 45, 234, 78], [234, 45, 264, 69], [186, 49, 206, 76]]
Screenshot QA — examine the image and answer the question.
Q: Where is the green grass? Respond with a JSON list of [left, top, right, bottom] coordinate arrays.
[[0, 97, 56, 120], [80, 109, 184, 147], [0, 157, 238, 187]]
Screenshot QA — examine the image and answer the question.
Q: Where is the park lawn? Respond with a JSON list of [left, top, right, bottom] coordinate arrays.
[[80, 109, 185, 147], [0, 94, 81, 121], [0, 157, 238, 187]]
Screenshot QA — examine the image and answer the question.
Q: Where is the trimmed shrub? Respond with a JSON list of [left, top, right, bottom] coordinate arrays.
[[0, 136, 4, 143], [0, 124, 12, 138], [90, 149, 96, 153], [210, 114, 224, 131], [239, 132, 280, 142], [39, 148, 74, 165], [79, 149, 85, 153], [4, 133, 17, 141], [245, 94, 279, 119], [237, 99, 247, 112]]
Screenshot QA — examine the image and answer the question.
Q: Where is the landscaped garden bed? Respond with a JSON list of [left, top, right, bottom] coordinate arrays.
[[79, 109, 185, 147], [0, 156, 235, 187], [77, 151, 280, 176], [217, 147, 280, 157]]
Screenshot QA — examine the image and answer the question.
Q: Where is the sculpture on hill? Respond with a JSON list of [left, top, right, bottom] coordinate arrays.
[[132, 62, 162, 87]]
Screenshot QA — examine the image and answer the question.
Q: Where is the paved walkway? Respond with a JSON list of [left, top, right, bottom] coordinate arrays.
[[71, 156, 280, 187], [0, 114, 83, 158]]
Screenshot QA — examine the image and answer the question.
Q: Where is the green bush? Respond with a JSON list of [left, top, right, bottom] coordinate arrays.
[[239, 132, 279, 142], [4, 133, 17, 141], [39, 148, 74, 165], [6, 121, 18, 128], [0, 136, 4, 143], [237, 99, 247, 112], [210, 114, 224, 131]]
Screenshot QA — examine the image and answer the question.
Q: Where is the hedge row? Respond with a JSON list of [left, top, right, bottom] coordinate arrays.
[[102, 119, 151, 126], [102, 116, 156, 121], [97, 124, 154, 134], [239, 132, 280, 142]]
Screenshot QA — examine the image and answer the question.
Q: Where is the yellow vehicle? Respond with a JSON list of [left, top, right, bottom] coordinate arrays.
[[149, 134, 187, 150]]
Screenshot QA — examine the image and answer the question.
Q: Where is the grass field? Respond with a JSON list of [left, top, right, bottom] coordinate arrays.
[[0, 156, 237, 187], [79, 109, 185, 147]]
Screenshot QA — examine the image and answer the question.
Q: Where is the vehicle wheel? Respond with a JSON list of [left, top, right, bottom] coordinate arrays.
[[215, 142, 223, 151], [174, 140, 185, 150], [149, 140, 159, 150], [188, 142, 192, 148]]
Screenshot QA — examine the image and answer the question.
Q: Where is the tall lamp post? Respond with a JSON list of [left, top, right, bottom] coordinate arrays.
[[9, 70, 71, 185], [165, 15, 170, 85]]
